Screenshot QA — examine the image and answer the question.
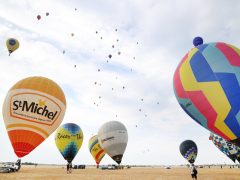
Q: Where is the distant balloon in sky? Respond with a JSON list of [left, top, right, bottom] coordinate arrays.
[[55, 123, 83, 163], [108, 54, 112, 59], [6, 38, 19, 56], [37, 15, 41, 20], [2, 76, 66, 158], [193, 36, 203, 47], [71, 33, 74, 37], [209, 133, 240, 163], [173, 38, 240, 146], [88, 135, 106, 167], [98, 121, 128, 164], [180, 140, 198, 163], [46, 12, 49, 16]]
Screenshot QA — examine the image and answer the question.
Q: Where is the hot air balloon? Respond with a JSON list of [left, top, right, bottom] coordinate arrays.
[[55, 123, 83, 163], [173, 37, 240, 146], [2, 76, 66, 158], [180, 140, 198, 163], [37, 15, 41, 20], [209, 133, 239, 163], [88, 135, 106, 168], [98, 121, 128, 165], [6, 38, 19, 56]]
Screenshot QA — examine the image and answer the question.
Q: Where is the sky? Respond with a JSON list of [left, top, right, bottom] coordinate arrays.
[[0, 0, 240, 165]]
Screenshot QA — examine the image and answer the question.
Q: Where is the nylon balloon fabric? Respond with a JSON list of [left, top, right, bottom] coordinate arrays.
[[2, 76, 66, 158], [180, 140, 198, 163], [209, 133, 238, 162], [55, 123, 83, 163], [88, 135, 105, 165], [98, 121, 128, 164], [173, 42, 240, 146]]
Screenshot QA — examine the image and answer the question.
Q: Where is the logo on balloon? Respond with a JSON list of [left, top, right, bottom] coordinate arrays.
[[10, 93, 62, 125], [57, 133, 83, 140], [101, 136, 114, 144]]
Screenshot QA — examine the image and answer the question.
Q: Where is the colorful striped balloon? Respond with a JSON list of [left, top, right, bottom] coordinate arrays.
[[55, 123, 83, 163], [88, 135, 106, 166], [2, 76, 66, 158], [174, 40, 240, 146]]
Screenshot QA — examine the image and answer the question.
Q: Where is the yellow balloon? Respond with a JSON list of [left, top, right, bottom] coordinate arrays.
[[88, 135, 105, 166], [6, 38, 19, 55], [2, 76, 66, 158], [55, 123, 83, 163]]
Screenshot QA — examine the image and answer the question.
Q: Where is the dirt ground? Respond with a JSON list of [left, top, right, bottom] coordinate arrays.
[[0, 166, 240, 180]]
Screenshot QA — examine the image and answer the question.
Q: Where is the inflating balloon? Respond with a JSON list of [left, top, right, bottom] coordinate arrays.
[[88, 135, 106, 167], [55, 123, 83, 163], [173, 38, 240, 146], [180, 140, 197, 163], [209, 133, 240, 163], [6, 38, 19, 56], [2, 76, 66, 158], [98, 121, 128, 164]]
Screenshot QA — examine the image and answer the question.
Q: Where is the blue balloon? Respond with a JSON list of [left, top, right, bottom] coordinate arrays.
[[193, 37, 203, 46]]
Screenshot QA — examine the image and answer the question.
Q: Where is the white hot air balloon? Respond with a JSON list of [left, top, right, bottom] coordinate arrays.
[[98, 121, 128, 164]]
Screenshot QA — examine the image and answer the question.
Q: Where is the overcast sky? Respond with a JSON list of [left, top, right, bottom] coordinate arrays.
[[0, 0, 240, 165]]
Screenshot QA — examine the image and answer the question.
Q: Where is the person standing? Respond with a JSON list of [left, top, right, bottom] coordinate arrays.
[[69, 162, 72, 173], [190, 163, 198, 180], [67, 163, 70, 174]]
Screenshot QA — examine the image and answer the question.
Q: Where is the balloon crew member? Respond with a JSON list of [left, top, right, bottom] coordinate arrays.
[[67, 163, 70, 174], [69, 162, 72, 173], [190, 163, 198, 180]]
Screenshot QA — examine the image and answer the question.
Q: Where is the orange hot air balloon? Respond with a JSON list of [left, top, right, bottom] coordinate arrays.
[[2, 76, 66, 158]]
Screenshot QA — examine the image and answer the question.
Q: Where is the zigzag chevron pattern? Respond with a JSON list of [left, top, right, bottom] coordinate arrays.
[[174, 42, 240, 141]]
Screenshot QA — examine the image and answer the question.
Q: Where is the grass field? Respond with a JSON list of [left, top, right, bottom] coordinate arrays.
[[0, 166, 240, 180]]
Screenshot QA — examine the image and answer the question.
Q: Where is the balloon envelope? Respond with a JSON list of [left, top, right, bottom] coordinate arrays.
[[6, 38, 19, 55], [98, 121, 128, 164], [173, 42, 240, 146], [180, 140, 198, 163], [55, 123, 83, 163], [88, 135, 106, 165], [193, 36, 203, 46], [2, 76, 66, 158], [209, 133, 238, 163]]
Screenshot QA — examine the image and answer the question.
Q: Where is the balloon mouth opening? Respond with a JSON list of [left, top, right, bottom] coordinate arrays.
[[15, 151, 29, 158], [67, 160, 73, 163], [8, 50, 12, 56], [189, 160, 195, 164], [229, 139, 240, 147], [12, 142, 34, 158], [112, 154, 123, 165], [14, 146, 31, 158]]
